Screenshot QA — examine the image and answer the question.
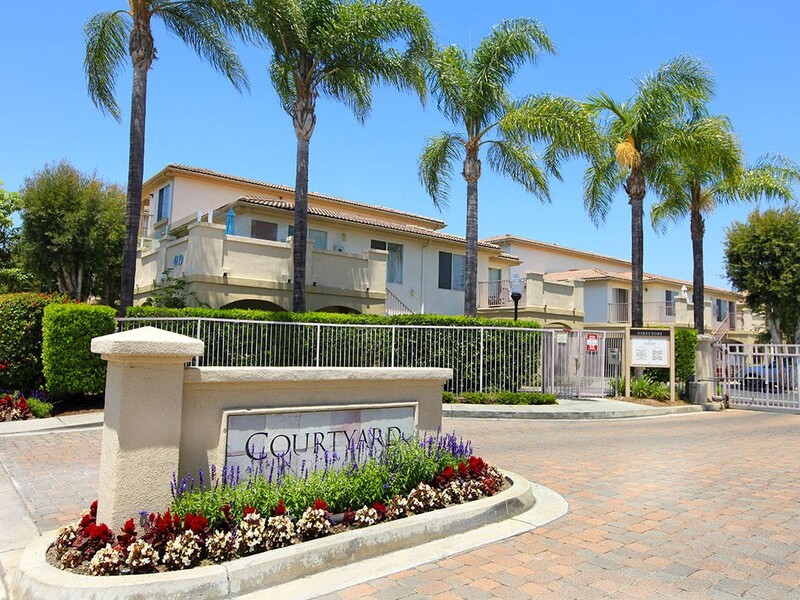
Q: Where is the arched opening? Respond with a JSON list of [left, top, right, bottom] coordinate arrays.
[[220, 299, 287, 312], [545, 322, 572, 330], [316, 305, 361, 314]]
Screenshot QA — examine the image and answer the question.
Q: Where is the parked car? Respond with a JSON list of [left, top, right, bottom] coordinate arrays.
[[743, 358, 797, 391]]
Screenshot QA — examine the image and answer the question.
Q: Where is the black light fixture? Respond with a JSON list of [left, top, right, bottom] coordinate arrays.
[[510, 274, 523, 321]]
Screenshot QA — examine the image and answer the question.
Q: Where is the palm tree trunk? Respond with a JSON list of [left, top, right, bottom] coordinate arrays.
[[626, 168, 646, 328], [462, 152, 481, 317], [690, 207, 705, 333], [118, 17, 154, 315], [291, 82, 316, 313]]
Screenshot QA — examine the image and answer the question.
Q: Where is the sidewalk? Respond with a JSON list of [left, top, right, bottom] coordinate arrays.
[[0, 413, 103, 437], [445, 397, 704, 420]]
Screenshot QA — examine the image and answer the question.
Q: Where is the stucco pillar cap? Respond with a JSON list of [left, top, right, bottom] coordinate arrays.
[[91, 326, 204, 362]]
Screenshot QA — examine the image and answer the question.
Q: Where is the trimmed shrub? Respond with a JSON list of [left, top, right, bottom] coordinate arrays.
[[125, 305, 541, 329], [0, 293, 72, 391], [42, 304, 117, 396], [645, 327, 698, 384], [443, 391, 557, 405], [27, 397, 53, 418]]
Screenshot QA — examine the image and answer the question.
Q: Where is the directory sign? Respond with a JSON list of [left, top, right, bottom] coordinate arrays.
[[630, 328, 671, 368]]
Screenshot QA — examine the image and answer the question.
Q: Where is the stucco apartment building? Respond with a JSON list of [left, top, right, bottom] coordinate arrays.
[[135, 164, 762, 342], [135, 164, 518, 314]]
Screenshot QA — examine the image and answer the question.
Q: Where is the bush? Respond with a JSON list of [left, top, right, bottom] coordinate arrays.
[[443, 391, 557, 405], [630, 376, 670, 400], [42, 304, 117, 396], [27, 397, 53, 418], [0, 293, 71, 391]]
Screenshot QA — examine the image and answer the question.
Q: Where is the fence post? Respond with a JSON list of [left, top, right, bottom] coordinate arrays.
[[391, 327, 396, 368], [195, 318, 202, 365], [315, 324, 321, 367], [479, 329, 485, 392]]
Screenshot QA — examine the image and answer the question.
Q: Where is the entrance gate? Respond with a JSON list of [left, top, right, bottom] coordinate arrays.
[[550, 330, 624, 398], [715, 343, 800, 412]]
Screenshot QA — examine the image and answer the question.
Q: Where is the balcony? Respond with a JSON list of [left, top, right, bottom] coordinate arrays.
[[607, 302, 677, 324], [477, 280, 526, 309]]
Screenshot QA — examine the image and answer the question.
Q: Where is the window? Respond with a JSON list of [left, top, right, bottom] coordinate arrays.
[[665, 290, 676, 317], [715, 299, 728, 322], [156, 185, 171, 223], [288, 226, 328, 250], [370, 240, 403, 284], [250, 220, 278, 241], [438, 251, 465, 291]]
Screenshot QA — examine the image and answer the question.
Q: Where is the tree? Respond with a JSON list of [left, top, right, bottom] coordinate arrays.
[[84, 0, 249, 314], [584, 56, 714, 327], [18, 160, 126, 304], [0, 180, 20, 263], [250, 0, 432, 312], [650, 114, 799, 332], [419, 19, 599, 316], [725, 208, 800, 343]]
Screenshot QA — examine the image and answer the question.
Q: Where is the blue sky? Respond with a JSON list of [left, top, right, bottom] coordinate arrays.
[[2, 1, 799, 288]]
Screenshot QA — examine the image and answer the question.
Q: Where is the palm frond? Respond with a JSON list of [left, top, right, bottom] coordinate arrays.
[[418, 132, 464, 209], [269, 57, 296, 115], [159, 1, 249, 92], [323, 67, 373, 123], [472, 18, 554, 90], [486, 140, 549, 201], [716, 153, 800, 204], [629, 55, 714, 136], [583, 150, 621, 226], [427, 45, 470, 126], [84, 11, 131, 121], [498, 94, 601, 178]]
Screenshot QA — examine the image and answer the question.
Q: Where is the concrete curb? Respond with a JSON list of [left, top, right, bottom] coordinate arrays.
[[0, 413, 103, 437], [444, 403, 704, 420], [12, 471, 563, 600]]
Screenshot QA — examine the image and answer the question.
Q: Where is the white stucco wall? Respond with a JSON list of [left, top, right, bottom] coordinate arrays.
[[501, 242, 629, 276]]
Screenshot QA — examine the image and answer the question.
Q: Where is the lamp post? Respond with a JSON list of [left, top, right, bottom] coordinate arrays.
[[510, 274, 523, 321]]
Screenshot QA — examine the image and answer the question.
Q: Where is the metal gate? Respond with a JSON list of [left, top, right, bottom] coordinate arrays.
[[551, 330, 624, 398], [715, 343, 800, 412]]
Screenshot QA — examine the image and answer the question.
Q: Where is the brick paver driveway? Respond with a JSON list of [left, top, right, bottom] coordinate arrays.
[[2, 411, 799, 599]]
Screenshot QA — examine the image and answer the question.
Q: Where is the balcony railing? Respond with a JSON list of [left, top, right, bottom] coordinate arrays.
[[477, 280, 526, 309], [607, 302, 676, 324]]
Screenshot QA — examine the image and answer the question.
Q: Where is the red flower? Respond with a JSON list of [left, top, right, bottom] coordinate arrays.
[[482, 476, 498, 496], [79, 513, 95, 529], [117, 518, 137, 548], [342, 509, 356, 524], [468, 456, 486, 477], [16, 398, 28, 412], [372, 502, 387, 518], [442, 466, 454, 479], [183, 513, 208, 534], [272, 500, 287, 516], [243, 505, 258, 517], [90, 500, 99, 518], [312, 499, 328, 511], [457, 462, 468, 478], [86, 523, 113, 543], [0, 363, 7, 370]]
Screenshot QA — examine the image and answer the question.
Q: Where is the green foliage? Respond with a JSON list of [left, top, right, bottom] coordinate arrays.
[[171, 437, 464, 527], [725, 208, 800, 342], [143, 269, 206, 308], [27, 397, 53, 418], [42, 304, 117, 396], [0, 180, 21, 264], [0, 293, 72, 391], [18, 160, 125, 304], [126, 305, 541, 329], [674, 328, 697, 381], [443, 391, 557, 405], [630, 376, 670, 400]]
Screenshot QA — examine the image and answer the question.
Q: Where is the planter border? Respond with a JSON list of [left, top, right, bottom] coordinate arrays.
[[13, 471, 549, 600]]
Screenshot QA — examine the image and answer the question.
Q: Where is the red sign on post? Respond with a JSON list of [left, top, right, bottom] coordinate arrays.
[[586, 333, 599, 353]]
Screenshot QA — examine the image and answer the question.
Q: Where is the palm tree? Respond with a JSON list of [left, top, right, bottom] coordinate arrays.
[[650, 115, 800, 332], [84, 1, 250, 314], [419, 19, 599, 317], [249, 0, 432, 312], [584, 56, 714, 327]]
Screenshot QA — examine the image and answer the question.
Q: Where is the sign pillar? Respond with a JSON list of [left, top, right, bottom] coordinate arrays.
[[624, 326, 631, 398]]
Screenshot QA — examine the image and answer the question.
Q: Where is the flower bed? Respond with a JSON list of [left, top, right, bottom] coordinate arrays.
[[48, 431, 506, 576], [0, 391, 53, 421]]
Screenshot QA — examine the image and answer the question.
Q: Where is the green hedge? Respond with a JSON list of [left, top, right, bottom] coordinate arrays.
[[443, 391, 557, 405], [125, 306, 541, 329], [42, 304, 117, 396], [123, 307, 544, 393], [0, 293, 72, 391]]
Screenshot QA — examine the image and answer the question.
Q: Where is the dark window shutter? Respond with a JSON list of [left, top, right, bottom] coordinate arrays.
[[438, 252, 452, 289]]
